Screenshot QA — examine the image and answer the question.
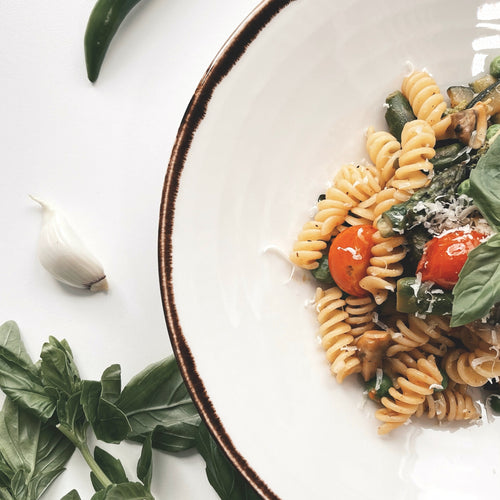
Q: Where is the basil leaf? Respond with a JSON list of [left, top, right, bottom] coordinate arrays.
[[451, 233, 500, 326], [0, 321, 55, 421], [115, 357, 200, 452], [81, 380, 131, 444], [469, 137, 500, 230], [40, 337, 81, 397], [61, 490, 82, 500], [0, 487, 15, 500], [136, 434, 152, 491], [196, 422, 261, 500], [90, 447, 128, 492], [91, 482, 155, 500], [101, 365, 121, 404], [0, 397, 74, 500]]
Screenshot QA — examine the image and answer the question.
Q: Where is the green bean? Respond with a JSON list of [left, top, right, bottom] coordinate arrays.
[[396, 277, 453, 316], [84, 0, 143, 82], [384, 91, 416, 141]]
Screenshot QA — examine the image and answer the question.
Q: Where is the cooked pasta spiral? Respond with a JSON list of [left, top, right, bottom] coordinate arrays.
[[342, 193, 378, 228], [315, 287, 361, 383], [344, 295, 377, 336], [289, 221, 327, 270], [386, 315, 454, 357], [315, 164, 380, 238], [366, 127, 401, 187], [416, 383, 480, 422], [401, 70, 452, 139], [443, 347, 500, 387], [375, 355, 442, 434], [359, 231, 406, 305], [391, 119, 436, 193]]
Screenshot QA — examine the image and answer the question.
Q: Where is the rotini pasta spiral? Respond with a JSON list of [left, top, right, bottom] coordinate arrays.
[[366, 127, 401, 187], [359, 231, 406, 305], [386, 315, 454, 357], [416, 383, 480, 422], [443, 347, 500, 387], [375, 355, 442, 434], [315, 287, 361, 383], [315, 164, 380, 238], [344, 295, 377, 336], [289, 221, 328, 270], [391, 119, 436, 193], [401, 70, 451, 139]]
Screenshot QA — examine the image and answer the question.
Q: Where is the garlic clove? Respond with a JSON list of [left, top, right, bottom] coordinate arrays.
[[30, 195, 108, 292]]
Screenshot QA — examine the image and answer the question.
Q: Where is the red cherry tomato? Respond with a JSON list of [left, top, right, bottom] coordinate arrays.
[[328, 225, 377, 297], [416, 229, 485, 290]]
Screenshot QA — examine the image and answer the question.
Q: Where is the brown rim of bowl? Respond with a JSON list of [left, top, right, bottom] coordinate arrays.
[[158, 1, 294, 498]]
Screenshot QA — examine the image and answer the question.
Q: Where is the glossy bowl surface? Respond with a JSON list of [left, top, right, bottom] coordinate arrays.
[[159, 1, 500, 498]]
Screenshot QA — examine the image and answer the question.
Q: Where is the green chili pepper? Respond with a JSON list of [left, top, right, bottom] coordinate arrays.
[[84, 0, 144, 82]]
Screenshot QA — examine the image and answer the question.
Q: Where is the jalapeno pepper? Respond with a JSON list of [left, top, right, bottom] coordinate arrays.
[[84, 0, 143, 82]]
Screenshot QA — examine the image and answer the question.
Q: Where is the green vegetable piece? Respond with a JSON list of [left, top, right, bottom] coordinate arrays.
[[90, 447, 128, 492], [469, 137, 500, 230], [40, 336, 81, 397], [489, 394, 500, 413], [486, 124, 500, 143], [431, 142, 468, 172], [81, 380, 131, 444], [436, 370, 449, 392], [115, 357, 201, 452], [100, 364, 121, 404], [310, 252, 335, 284], [61, 491, 82, 500], [137, 434, 153, 491], [451, 232, 500, 327], [84, 0, 144, 82], [0, 398, 74, 500], [490, 56, 500, 78], [457, 179, 471, 196], [384, 91, 416, 141], [0, 321, 56, 422], [378, 162, 468, 237], [467, 79, 500, 115], [447, 86, 474, 109], [396, 278, 453, 316], [90, 482, 154, 500], [196, 422, 261, 500], [470, 73, 496, 93], [365, 373, 392, 401]]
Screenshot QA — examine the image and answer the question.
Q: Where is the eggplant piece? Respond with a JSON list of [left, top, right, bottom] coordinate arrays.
[[470, 74, 496, 93], [467, 78, 500, 114], [447, 86, 474, 109]]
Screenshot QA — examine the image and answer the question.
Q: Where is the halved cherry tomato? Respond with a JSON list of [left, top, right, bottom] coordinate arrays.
[[416, 229, 485, 290], [328, 225, 377, 297]]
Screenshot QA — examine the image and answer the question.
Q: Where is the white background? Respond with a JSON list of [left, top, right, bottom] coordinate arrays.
[[0, 0, 259, 498]]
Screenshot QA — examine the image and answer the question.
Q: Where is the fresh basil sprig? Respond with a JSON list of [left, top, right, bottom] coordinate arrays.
[[196, 422, 262, 500], [0, 321, 262, 499], [469, 137, 500, 231], [451, 233, 500, 326], [450, 138, 500, 327], [0, 397, 74, 499]]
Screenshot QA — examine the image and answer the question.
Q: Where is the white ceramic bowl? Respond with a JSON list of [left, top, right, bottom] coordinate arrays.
[[159, 1, 500, 498]]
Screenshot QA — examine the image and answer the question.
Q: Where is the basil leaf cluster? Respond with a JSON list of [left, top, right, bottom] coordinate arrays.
[[451, 140, 500, 326], [0, 321, 261, 500]]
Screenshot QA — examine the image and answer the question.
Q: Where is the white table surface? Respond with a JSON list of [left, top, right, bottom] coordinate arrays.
[[0, 0, 260, 498]]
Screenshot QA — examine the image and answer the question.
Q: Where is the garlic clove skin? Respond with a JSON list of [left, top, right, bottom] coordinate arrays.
[[31, 196, 108, 292]]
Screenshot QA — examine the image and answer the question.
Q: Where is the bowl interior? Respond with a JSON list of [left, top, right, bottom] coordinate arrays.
[[160, 1, 500, 498]]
